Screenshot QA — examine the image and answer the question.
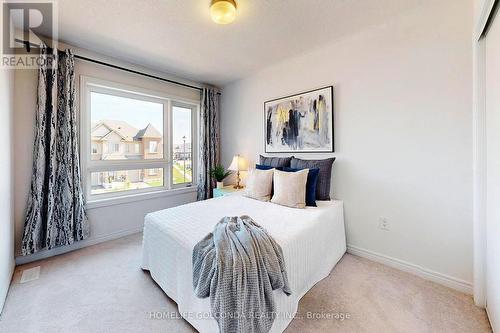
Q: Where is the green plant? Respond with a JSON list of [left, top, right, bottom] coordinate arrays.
[[210, 165, 232, 182]]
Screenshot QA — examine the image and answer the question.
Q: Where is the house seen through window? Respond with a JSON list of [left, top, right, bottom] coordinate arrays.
[[83, 79, 196, 199]]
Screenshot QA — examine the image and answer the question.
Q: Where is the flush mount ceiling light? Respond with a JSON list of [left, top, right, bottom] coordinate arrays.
[[210, 0, 237, 25]]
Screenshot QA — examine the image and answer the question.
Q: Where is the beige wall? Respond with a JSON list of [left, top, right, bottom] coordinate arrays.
[[14, 42, 202, 261], [221, 0, 473, 290], [0, 68, 15, 313]]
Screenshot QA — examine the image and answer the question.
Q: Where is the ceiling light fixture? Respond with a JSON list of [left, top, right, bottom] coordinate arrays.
[[210, 0, 237, 25]]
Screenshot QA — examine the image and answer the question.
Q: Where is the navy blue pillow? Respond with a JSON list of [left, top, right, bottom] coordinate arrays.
[[255, 164, 283, 171], [282, 167, 320, 207]]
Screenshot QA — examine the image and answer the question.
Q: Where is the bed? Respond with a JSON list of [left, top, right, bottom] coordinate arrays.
[[141, 194, 346, 333]]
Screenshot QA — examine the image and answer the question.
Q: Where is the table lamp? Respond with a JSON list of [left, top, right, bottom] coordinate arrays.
[[228, 154, 247, 189]]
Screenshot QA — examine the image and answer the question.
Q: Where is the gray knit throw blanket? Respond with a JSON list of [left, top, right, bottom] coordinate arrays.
[[193, 215, 291, 333]]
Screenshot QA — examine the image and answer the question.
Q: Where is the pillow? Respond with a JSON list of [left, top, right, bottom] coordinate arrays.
[[282, 167, 320, 207], [256, 164, 283, 195], [244, 168, 275, 201], [290, 157, 335, 200], [271, 169, 309, 208], [256, 164, 283, 171], [259, 155, 293, 168]]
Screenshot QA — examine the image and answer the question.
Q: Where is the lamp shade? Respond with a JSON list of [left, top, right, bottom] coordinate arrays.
[[228, 154, 247, 171]]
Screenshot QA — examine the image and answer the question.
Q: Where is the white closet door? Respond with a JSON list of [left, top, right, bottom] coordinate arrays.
[[485, 8, 500, 330]]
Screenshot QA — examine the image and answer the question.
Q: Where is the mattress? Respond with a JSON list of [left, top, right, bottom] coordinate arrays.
[[142, 195, 346, 333]]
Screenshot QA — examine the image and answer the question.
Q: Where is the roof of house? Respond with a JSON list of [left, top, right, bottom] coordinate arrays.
[[134, 123, 162, 139], [91, 120, 161, 141]]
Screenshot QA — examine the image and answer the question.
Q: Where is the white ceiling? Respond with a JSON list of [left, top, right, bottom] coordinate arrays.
[[56, 0, 423, 86]]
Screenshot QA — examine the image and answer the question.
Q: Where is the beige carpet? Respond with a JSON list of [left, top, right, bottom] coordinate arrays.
[[0, 234, 491, 333]]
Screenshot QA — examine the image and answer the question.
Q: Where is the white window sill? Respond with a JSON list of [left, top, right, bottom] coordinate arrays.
[[86, 186, 197, 210]]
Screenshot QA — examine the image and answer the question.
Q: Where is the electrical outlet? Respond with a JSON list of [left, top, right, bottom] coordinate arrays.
[[378, 217, 390, 231]]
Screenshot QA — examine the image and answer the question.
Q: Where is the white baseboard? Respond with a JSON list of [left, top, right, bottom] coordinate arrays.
[[347, 244, 473, 295], [15, 226, 143, 266], [486, 306, 496, 332]]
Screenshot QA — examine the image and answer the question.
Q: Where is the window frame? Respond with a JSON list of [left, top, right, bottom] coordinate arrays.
[[170, 101, 197, 189], [80, 76, 199, 202]]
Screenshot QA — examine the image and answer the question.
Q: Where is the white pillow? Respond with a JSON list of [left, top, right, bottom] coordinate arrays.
[[244, 168, 275, 201], [271, 169, 309, 208]]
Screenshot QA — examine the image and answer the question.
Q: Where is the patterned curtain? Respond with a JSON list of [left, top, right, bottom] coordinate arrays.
[[197, 88, 220, 200], [22, 46, 89, 255]]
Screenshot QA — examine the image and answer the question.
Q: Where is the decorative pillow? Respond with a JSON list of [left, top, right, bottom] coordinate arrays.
[[282, 167, 320, 207], [255, 164, 283, 195], [259, 155, 293, 168], [256, 164, 283, 171], [271, 169, 309, 208], [244, 168, 275, 201], [290, 157, 335, 200]]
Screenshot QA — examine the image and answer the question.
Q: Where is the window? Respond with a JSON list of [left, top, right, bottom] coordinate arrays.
[[108, 143, 120, 153], [149, 141, 158, 153], [172, 105, 193, 185], [81, 77, 198, 200]]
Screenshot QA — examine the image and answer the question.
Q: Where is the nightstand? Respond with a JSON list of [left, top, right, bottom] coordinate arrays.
[[213, 185, 244, 198]]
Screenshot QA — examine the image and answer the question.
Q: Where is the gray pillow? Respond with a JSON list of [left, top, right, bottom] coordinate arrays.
[[259, 155, 292, 168], [290, 157, 335, 200]]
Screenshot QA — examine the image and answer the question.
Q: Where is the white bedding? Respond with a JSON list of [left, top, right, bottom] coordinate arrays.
[[142, 195, 346, 333]]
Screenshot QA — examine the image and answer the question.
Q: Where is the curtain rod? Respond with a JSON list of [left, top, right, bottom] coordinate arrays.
[[74, 54, 204, 92], [15, 39, 219, 95]]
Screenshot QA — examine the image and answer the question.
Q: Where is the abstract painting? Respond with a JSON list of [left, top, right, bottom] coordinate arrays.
[[264, 86, 334, 153]]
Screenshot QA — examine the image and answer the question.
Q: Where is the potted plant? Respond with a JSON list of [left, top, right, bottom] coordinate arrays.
[[210, 165, 232, 189]]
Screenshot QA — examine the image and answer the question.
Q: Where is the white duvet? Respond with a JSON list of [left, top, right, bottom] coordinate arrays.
[[142, 195, 346, 333]]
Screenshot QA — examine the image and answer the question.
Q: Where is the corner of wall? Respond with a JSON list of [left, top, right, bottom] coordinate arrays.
[[0, 68, 16, 315], [0, 263, 15, 315]]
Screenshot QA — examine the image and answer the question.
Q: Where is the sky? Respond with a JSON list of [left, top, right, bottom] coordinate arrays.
[[172, 106, 192, 145], [91, 92, 192, 144]]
